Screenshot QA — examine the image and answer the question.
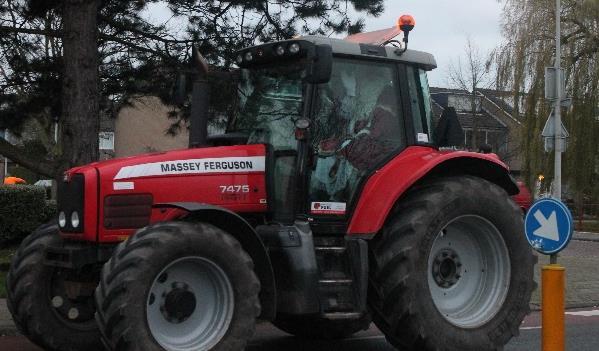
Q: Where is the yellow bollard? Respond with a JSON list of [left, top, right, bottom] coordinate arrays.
[[542, 264, 565, 351]]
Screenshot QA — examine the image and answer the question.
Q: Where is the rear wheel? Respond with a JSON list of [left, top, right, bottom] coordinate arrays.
[[6, 223, 102, 351], [273, 313, 370, 339], [95, 222, 261, 351], [369, 176, 535, 351]]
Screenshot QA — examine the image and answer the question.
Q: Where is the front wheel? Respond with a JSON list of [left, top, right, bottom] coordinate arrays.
[[95, 222, 261, 351], [6, 223, 102, 351], [369, 176, 536, 351]]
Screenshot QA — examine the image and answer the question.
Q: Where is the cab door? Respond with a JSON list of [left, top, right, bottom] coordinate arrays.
[[308, 58, 406, 220]]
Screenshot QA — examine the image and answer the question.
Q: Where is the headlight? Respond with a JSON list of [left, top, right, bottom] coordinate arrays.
[[58, 212, 66, 228], [275, 45, 285, 56], [71, 211, 80, 228], [244, 51, 253, 61], [289, 43, 300, 54], [236, 54, 243, 64]]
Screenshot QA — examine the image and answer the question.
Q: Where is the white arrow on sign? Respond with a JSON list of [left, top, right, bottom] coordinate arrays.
[[533, 210, 559, 241]]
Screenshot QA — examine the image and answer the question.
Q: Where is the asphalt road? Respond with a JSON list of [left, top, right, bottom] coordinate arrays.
[[248, 309, 599, 350], [2, 308, 599, 351], [2, 236, 599, 350]]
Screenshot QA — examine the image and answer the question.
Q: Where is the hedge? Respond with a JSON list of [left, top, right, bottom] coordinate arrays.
[[0, 185, 56, 245]]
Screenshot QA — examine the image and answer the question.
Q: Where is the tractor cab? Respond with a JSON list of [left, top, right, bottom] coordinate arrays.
[[226, 27, 438, 225]]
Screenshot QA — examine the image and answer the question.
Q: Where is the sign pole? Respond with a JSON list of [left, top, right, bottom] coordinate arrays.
[[542, 2, 565, 350], [553, 0, 562, 204]]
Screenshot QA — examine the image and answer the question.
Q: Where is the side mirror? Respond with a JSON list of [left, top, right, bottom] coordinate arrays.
[[305, 44, 332, 84], [434, 107, 464, 147]]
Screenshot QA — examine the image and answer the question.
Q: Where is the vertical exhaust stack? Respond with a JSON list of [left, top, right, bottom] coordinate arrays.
[[189, 46, 210, 148]]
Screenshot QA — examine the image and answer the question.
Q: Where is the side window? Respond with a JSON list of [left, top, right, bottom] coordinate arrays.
[[309, 58, 404, 208], [406, 66, 432, 144], [419, 69, 434, 143]]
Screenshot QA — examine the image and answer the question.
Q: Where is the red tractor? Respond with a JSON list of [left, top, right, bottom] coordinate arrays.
[[6, 17, 534, 351]]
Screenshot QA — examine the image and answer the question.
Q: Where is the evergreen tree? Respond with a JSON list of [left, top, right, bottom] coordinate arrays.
[[0, 0, 384, 177]]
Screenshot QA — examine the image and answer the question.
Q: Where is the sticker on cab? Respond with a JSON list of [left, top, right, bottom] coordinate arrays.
[[311, 202, 346, 215]]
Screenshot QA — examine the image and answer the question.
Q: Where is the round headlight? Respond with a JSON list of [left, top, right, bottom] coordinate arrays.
[[289, 43, 300, 54], [244, 51, 253, 61], [236, 54, 243, 64], [58, 212, 66, 228], [275, 45, 285, 56], [71, 211, 80, 228]]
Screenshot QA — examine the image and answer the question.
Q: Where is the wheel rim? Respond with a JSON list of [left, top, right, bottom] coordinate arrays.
[[146, 256, 234, 351], [427, 215, 511, 328], [48, 268, 98, 330]]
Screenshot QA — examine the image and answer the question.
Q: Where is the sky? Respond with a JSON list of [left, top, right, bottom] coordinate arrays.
[[147, 0, 505, 87], [363, 0, 505, 86]]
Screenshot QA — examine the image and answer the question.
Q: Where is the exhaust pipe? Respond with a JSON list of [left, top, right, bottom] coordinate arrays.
[[189, 46, 210, 148]]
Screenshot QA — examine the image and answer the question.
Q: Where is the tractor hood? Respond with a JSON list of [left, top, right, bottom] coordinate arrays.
[[62, 144, 268, 242], [86, 144, 267, 182]]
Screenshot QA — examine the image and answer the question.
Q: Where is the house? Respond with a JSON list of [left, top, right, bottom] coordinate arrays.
[[110, 97, 189, 158], [111, 97, 227, 158], [430, 87, 523, 174]]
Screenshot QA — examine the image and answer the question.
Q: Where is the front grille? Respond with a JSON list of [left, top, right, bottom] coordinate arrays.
[[104, 194, 153, 229], [58, 174, 85, 233]]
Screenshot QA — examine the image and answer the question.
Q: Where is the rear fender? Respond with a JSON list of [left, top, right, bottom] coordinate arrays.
[[347, 146, 518, 236], [155, 202, 276, 320]]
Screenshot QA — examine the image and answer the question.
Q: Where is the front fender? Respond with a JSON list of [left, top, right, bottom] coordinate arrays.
[[347, 146, 518, 236], [154, 202, 276, 320]]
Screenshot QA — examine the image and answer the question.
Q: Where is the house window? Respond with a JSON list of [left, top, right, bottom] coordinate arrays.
[[99, 132, 115, 150], [448, 95, 481, 112]]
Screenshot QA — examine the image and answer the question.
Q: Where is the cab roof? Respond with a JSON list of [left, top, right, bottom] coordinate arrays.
[[298, 35, 437, 71]]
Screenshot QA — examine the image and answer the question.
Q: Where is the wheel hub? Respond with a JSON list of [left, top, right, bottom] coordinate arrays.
[[147, 256, 235, 351], [427, 216, 511, 328], [160, 282, 197, 324], [431, 248, 462, 288]]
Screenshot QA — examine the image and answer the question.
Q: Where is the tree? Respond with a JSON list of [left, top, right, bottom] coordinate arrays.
[[0, 0, 385, 178], [495, 0, 599, 206], [447, 37, 494, 149]]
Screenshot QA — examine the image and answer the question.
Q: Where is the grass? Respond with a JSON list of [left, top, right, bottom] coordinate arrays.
[[0, 246, 17, 268], [0, 271, 5, 298], [0, 246, 17, 299]]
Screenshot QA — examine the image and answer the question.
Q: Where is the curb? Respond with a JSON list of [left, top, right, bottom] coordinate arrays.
[[572, 231, 599, 243], [530, 302, 599, 312], [0, 326, 19, 337]]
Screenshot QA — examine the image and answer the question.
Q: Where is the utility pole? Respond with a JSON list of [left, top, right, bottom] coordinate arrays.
[[553, 0, 562, 205], [550, 0, 564, 268]]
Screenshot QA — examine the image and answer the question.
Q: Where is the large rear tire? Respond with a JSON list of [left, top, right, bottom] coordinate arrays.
[[6, 223, 102, 351], [369, 176, 535, 351], [273, 313, 370, 339], [95, 222, 261, 351]]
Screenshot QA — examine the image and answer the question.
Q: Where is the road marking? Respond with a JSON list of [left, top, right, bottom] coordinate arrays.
[[520, 326, 542, 330], [565, 310, 599, 317], [334, 309, 599, 342]]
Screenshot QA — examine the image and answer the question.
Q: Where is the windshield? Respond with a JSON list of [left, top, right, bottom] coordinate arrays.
[[230, 65, 307, 150]]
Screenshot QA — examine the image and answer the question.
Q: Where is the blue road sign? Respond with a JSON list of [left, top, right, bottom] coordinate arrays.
[[524, 197, 573, 255]]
